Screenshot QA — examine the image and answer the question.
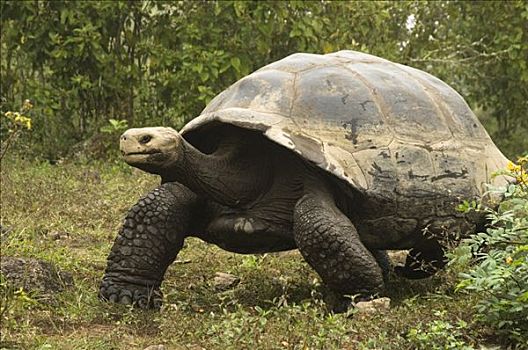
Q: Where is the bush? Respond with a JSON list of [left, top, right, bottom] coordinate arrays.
[[406, 311, 473, 350], [2, 2, 527, 160], [0, 99, 33, 162], [450, 157, 528, 345]]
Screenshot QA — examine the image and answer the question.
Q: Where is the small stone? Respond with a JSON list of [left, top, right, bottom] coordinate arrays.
[[49, 231, 71, 240], [355, 297, 391, 314], [213, 272, 240, 291], [143, 344, 166, 350], [388, 250, 408, 265], [175, 259, 191, 264]]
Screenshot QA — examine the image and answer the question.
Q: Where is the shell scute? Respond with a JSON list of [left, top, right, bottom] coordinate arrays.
[[343, 62, 452, 143], [203, 69, 295, 117], [181, 50, 509, 194], [399, 65, 489, 140], [259, 53, 335, 73], [291, 65, 391, 150]]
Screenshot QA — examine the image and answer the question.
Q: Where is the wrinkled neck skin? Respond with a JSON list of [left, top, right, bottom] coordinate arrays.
[[159, 135, 272, 208]]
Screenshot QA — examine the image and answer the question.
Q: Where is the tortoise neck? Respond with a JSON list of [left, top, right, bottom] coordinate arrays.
[[161, 135, 272, 207]]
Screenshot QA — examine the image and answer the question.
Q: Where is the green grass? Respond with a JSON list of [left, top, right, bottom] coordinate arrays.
[[0, 158, 507, 349]]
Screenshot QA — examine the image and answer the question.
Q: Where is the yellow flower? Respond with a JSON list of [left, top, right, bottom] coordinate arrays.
[[507, 161, 521, 173], [517, 173, 528, 185], [13, 114, 32, 130], [505, 256, 513, 264]]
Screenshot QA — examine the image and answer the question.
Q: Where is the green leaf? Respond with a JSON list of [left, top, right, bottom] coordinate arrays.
[[230, 57, 241, 73]]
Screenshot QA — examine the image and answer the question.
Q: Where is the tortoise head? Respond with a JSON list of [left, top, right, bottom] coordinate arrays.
[[120, 127, 183, 174]]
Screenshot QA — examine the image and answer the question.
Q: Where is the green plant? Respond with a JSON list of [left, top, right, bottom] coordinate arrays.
[[2, 1, 526, 159], [88, 118, 129, 160], [0, 275, 39, 342], [3, 158, 519, 350], [100, 119, 128, 135], [450, 157, 528, 345], [407, 311, 474, 350], [0, 99, 33, 161]]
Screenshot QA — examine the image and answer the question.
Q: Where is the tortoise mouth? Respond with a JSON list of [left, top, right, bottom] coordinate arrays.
[[123, 150, 170, 166], [123, 150, 162, 157]]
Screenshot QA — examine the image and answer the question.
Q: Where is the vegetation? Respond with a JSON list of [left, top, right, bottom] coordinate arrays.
[[0, 99, 33, 161], [1, 157, 526, 349], [1, 1, 527, 160], [450, 157, 528, 344], [1, 1, 527, 349]]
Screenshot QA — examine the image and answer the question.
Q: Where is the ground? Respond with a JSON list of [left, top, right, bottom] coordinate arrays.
[[0, 158, 503, 349]]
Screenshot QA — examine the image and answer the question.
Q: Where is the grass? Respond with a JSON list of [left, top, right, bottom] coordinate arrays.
[[0, 157, 508, 349]]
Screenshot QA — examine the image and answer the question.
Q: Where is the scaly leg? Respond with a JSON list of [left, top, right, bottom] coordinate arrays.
[[293, 185, 384, 312], [99, 182, 201, 308]]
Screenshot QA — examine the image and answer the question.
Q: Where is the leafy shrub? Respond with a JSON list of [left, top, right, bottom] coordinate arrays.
[[406, 311, 473, 350], [0, 99, 33, 161], [2, 2, 527, 159], [0, 275, 39, 338], [450, 157, 528, 345], [99, 119, 129, 159]]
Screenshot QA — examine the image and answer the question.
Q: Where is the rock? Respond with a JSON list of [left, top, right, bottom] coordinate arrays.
[[388, 250, 408, 265], [213, 272, 239, 291], [174, 259, 191, 264], [0, 256, 74, 295], [355, 297, 391, 314], [143, 345, 166, 350], [48, 231, 71, 241]]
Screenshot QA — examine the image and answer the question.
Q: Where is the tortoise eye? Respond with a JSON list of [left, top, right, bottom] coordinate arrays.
[[139, 135, 152, 144]]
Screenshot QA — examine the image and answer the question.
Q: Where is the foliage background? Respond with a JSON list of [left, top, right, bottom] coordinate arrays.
[[1, 2, 528, 348], [1, 1, 527, 160]]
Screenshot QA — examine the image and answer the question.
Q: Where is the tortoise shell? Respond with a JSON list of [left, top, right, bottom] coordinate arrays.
[[181, 50, 508, 198]]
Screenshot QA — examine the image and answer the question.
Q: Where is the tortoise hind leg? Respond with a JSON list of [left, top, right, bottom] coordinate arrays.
[[99, 182, 201, 308], [394, 239, 446, 279], [370, 250, 391, 283], [293, 184, 384, 312]]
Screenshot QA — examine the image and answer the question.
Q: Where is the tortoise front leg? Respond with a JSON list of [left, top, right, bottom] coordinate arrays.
[[99, 182, 201, 308], [293, 185, 385, 312]]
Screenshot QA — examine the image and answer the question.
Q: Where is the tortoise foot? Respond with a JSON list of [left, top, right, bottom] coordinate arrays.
[[99, 277, 162, 309]]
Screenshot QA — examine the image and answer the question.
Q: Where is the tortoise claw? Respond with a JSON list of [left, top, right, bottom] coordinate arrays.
[[99, 278, 163, 309]]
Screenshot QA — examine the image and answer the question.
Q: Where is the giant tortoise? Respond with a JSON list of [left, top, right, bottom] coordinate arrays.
[[99, 50, 509, 310]]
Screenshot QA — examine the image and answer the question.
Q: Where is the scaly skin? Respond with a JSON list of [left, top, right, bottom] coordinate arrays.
[[293, 185, 385, 311], [103, 127, 395, 312], [99, 182, 200, 308]]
